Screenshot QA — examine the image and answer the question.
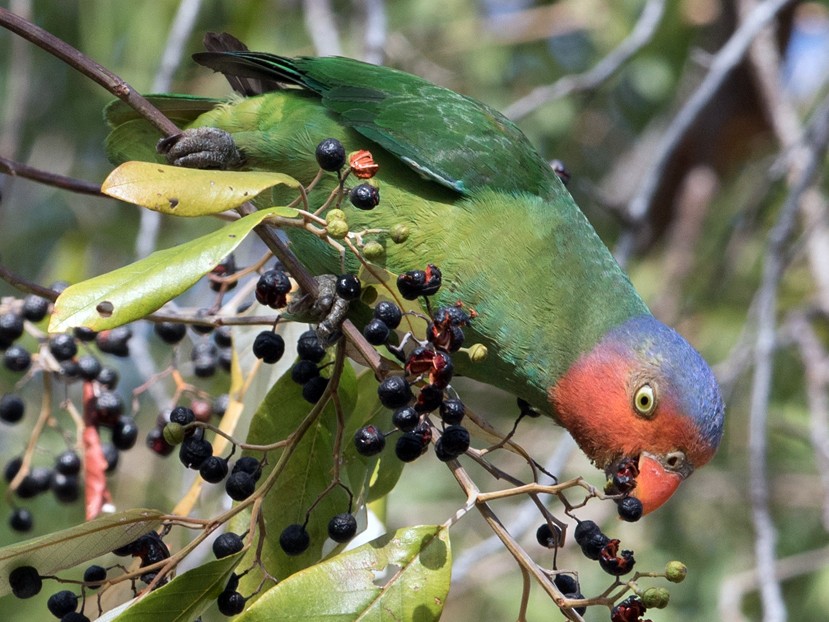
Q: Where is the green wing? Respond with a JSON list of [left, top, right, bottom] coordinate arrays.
[[192, 52, 559, 197]]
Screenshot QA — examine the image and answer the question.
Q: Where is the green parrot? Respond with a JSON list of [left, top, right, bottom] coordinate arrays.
[[105, 34, 724, 514]]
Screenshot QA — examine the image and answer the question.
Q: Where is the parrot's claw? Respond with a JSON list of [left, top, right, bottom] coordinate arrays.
[[158, 127, 244, 169], [287, 275, 348, 346]]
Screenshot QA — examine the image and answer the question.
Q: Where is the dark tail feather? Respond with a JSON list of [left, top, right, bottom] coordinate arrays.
[[195, 33, 305, 96]]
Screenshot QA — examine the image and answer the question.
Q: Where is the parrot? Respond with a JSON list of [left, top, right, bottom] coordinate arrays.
[[104, 33, 725, 515]]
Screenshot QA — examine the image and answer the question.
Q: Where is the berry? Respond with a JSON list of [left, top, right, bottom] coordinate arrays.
[[213, 532, 245, 559], [76, 355, 102, 381], [200, 456, 229, 483], [297, 330, 326, 363], [325, 209, 347, 224], [291, 360, 319, 385], [83, 564, 107, 587], [213, 394, 230, 417], [9, 565, 42, 599], [163, 422, 185, 446], [536, 523, 562, 549], [573, 520, 601, 546], [354, 425, 386, 456], [170, 406, 196, 426], [49, 333, 78, 361], [553, 573, 578, 595], [4, 455, 22, 482], [315, 138, 346, 172], [218, 348, 232, 372], [279, 523, 310, 556], [255, 270, 292, 309], [209, 255, 238, 292], [392, 406, 419, 432], [439, 398, 465, 425], [232, 457, 262, 478], [0, 312, 24, 343], [641, 586, 670, 609], [414, 383, 443, 414], [47, 590, 79, 617], [16, 467, 52, 498], [179, 437, 213, 469], [154, 321, 187, 345], [362, 240, 384, 259], [51, 473, 80, 503], [377, 375, 413, 409], [191, 341, 218, 361], [327, 513, 358, 543], [4, 345, 31, 372], [395, 432, 426, 462], [349, 149, 379, 178], [437, 425, 470, 457], [217, 590, 246, 616], [349, 183, 380, 210], [665, 560, 688, 583], [60, 612, 91, 622], [598, 539, 635, 576], [579, 530, 610, 561], [102, 444, 119, 473], [302, 375, 329, 404], [9, 507, 33, 532], [373, 301, 402, 329], [94, 391, 124, 426], [225, 471, 256, 501], [95, 326, 132, 357], [397, 264, 441, 300], [55, 451, 81, 475], [617, 496, 643, 522], [96, 366, 119, 389], [610, 596, 647, 622], [112, 416, 139, 450], [146, 426, 175, 456], [73, 326, 97, 342], [252, 331, 285, 364], [192, 355, 216, 377], [390, 223, 409, 243], [191, 308, 215, 335], [214, 326, 233, 349], [22, 295, 49, 322], [335, 274, 362, 301], [562, 592, 586, 617], [362, 318, 389, 345], [327, 218, 348, 239], [0, 394, 25, 424]]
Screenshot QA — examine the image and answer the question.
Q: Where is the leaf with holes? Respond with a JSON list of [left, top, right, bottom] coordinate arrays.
[[0, 509, 163, 598], [102, 161, 302, 217], [238, 525, 451, 621], [48, 207, 282, 333]]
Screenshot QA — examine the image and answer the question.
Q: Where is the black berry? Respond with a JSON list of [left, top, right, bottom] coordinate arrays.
[[4, 456, 22, 482], [83, 565, 107, 587], [49, 334, 78, 361], [77, 355, 102, 381], [55, 450, 81, 475], [9, 565, 42, 599], [439, 398, 465, 425], [95, 326, 132, 357], [599, 539, 636, 576], [60, 613, 90, 622], [395, 432, 426, 462], [214, 326, 233, 349], [22, 295, 49, 322], [377, 375, 413, 409], [225, 471, 256, 501], [146, 426, 175, 456], [397, 264, 441, 299], [327, 513, 358, 543], [255, 270, 292, 309], [315, 138, 346, 172], [349, 183, 380, 210], [73, 326, 97, 342], [553, 573, 579, 595], [97, 366, 119, 389], [9, 507, 33, 532], [51, 472, 80, 503], [213, 394, 229, 417], [0, 312, 24, 344], [617, 496, 644, 522], [279, 523, 310, 556], [102, 444, 119, 473], [170, 406, 196, 426], [213, 532, 245, 559], [47, 590, 79, 617], [200, 456, 229, 483], [112, 416, 139, 450], [297, 330, 326, 363], [179, 437, 213, 469], [191, 308, 215, 335], [94, 391, 124, 426], [535, 523, 562, 549], [217, 590, 246, 616], [373, 301, 402, 329], [0, 394, 25, 424], [335, 274, 361, 301], [580, 531, 610, 561], [4, 345, 31, 372], [252, 331, 285, 364], [154, 321, 187, 344], [362, 318, 389, 345], [438, 425, 470, 457], [573, 520, 601, 546], [232, 456, 262, 478], [302, 375, 329, 404], [291, 360, 319, 385], [414, 383, 443, 413], [354, 425, 386, 456], [392, 406, 419, 432]]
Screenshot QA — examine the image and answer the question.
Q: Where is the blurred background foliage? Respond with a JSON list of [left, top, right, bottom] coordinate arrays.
[[1, 0, 829, 621]]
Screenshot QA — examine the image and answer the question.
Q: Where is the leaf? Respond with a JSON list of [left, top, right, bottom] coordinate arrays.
[[101, 161, 302, 217], [49, 207, 282, 333], [238, 525, 451, 622], [108, 551, 243, 621], [0, 509, 164, 598]]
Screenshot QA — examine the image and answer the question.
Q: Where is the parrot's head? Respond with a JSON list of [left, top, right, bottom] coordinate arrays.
[[550, 315, 724, 515]]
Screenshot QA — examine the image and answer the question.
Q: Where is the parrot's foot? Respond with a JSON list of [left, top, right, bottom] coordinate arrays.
[[287, 275, 350, 346], [157, 127, 244, 169]]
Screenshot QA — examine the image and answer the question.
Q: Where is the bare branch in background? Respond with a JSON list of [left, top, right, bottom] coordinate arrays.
[[0, 0, 32, 168], [505, 0, 665, 120], [616, 0, 797, 265], [360, 0, 387, 64], [303, 0, 343, 56]]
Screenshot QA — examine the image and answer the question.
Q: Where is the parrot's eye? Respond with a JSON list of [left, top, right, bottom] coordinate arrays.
[[633, 384, 657, 417]]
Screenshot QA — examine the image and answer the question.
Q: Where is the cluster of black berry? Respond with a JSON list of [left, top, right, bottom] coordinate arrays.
[[289, 330, 329, 404], [605, 457, 645, 522], [7, 561, 110, 621], [574, 520, 635, 576], [113, 530, 171, 585], [315, 137, 380, 212]]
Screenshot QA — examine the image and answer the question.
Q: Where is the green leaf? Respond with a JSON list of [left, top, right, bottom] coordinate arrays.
[[0, 509, 164, 598], [109, 551, 243, 621], [238, 525, 451, 622], [48, 207, 282, 332], [236, 358, 358, 599], [101, 162, 302, 217]]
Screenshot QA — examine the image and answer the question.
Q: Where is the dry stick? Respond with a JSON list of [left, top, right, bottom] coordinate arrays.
[[0, 155, 103, 195], [505, 0, 666, 120], [616, 0, 797, 265]]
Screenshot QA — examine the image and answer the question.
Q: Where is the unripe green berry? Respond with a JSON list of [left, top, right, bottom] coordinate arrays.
[[327, 219, 349, 239], [467, 343, 488, 363], [665, 560, 687, 583], [162, 422, 185, 446], [390, 224, 409, 244], [641, 586, 670, 609], [362, 241, 384, 260], [326, 209, 346, 224]]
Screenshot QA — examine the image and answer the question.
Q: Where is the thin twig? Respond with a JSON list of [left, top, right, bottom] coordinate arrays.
[[0, 155, 103, 195], [505, 0, 666, 120]]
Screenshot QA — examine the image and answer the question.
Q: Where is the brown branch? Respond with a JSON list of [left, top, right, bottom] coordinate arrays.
[[0, 155, 103, 195]]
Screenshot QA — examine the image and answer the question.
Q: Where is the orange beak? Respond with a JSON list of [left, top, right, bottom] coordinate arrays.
[[631, 453, 685, 515]]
